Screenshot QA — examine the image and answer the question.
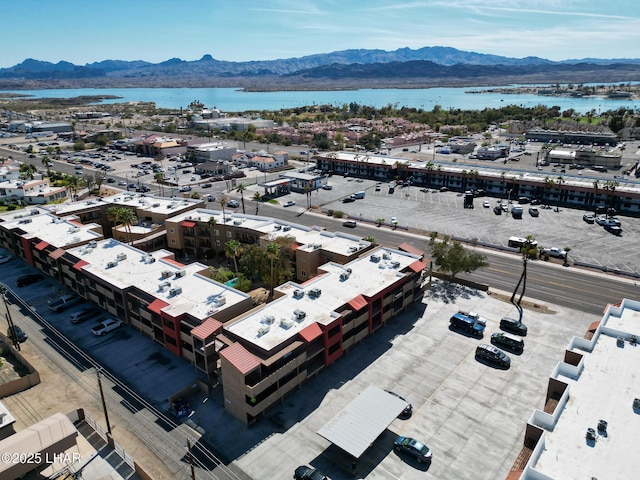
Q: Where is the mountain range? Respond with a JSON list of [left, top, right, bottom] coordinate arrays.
[[1, 46, 639, 91]]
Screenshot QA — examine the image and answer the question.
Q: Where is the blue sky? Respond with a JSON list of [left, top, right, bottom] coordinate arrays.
[[2, 0, 639, 68]]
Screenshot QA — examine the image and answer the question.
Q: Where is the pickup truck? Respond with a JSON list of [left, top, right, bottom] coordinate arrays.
[[450, 312, 486, 337], [48, 294, 80, 313], [91, 318, 124, 336]]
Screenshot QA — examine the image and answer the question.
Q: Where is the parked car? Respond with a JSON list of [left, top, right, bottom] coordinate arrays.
[[475, 344, 511, 368], [583, 214, 595, 224], [227, 200, 240, 208], [179, 186, 192, 192], [48, 294, 80, 313], [294, 465, 331, 480], [528, 207, 539, 217], [604, 224, 622, 235], [16, 273, 44, 287], [385, 390, 413, 419], [595, 216, 609, 226], [493, 206, 502, 215], [283, 200, 296, 207], [321, 184, 333, 190], [342, 197, 355, 203], [7, 325, 28, 343], [500, 316, 528, 336], [342, 220, 357, 228], [70, 307, 101, 324], [541, 247, 566, 259], [201, 183, 212, 188], [530, 199, 542, 205], [91, 318, 124, 336], [490, 332, 524, 353], [393, 436, 433, 463], [483, 200, 491, 208]]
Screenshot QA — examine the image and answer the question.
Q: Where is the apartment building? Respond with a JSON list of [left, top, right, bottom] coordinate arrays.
[[216, 246, 430, 424]]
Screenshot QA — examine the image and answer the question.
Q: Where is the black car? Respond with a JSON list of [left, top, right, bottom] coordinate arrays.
[[294, 465, 331, 480], [475, 343, 511, 368], [491, 332, 524, 353], [385, 390, 413, 419], [493, 205, 502, 215], [201, 183, 212, 188], [342, 197, 355, 203], [16, 273, 44, 287], [500, 316, 528, 336], [7, 325, 28, 343], [393, 436, 433, 463]]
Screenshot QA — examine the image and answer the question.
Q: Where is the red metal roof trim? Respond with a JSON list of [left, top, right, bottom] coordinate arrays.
[[162, 257, 185, 267], [34, 240, 49, 251], [398, 242, 424, 257], [587, 321, 601, 333], [68, 220, 84, 226], [191, 317, 223, 340], [220, 343, 260, 374], [49, 248, 66, 259], [148, 298, 170, 315], [300, 322, 322, 342], [348, 294, 368, 311], [408, 260, 426, 273], [72, 259, 89, 271], [181, 221, 196, 228]]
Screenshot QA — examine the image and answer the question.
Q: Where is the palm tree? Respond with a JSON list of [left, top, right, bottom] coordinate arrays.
[[218, 196, 228, 249], [377, 217, 385, 227], [235, 183, 247, 213], [603, 180, 619, 215], [265, 241, 280, 299], [252, 192, 262, 215], [225, 239, 243, 276], [543, 176, 555, 208], [510, 235, 536, 323], [563, 246, 572, 267], [117, 208, 138, 245], [207, 216, 218, 255], [592, 179, 601, 214]]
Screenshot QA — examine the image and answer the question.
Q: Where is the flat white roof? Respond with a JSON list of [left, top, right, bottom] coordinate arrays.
[[0, 210, 101, 246], [532, 301, 640, 480], [67, 239, 249, 320], [169, 208, 372, 257], [225, 247, 420, 351], [47, 192, 199, 217]]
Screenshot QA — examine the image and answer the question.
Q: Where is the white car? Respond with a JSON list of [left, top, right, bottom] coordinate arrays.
[[91, 318, 124, 336], [227, 200, 240, 208], [284, 200, 296, 207], [542, 247, 567, 259], [482, 200, 491, 208]]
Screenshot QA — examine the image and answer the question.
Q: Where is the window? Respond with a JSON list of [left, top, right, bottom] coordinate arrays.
[[169, 228, 174, 233], [215, 240, 221, 247], [226, 231, 232, 238], [300, 270, 306, 277], [214, 229, 219, 236], [171, 238, 176, 244]]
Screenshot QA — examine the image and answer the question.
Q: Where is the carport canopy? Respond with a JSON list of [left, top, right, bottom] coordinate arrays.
[[317, 385, 409, 458]]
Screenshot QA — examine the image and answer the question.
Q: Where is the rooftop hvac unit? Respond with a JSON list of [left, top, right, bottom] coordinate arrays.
[[174, 270, 186, 278], [158, 281, 171, 291], [257, 325, 270, 337], [161, 270, 172, 279], [18, 218, 32, 224], [273, 225, 282, 231], [106, 261, 118, 269], [87, 241, 97, 248], [280, 318, 294, 329], [391, 261, 401, 269], [340, 271, 350, 281], [370, 254, 380, 263], [283, 225, 291, 232], [382, 252, 391, 260], [152, 203, 160, 208], [233, 220, 242, 225], [348, 246, 357, 252], [144, 255, 156, 264], [214, 295, 226, 306], [293, 289, 305, 298], [309, 288, 322, 297], [116, 253, 127, 261], [169, 286, 183, 296], [261, 315, 275, 324], [294, 309, 306, 321], [30, 209, 39, 216], [69, 227, 80, 233]]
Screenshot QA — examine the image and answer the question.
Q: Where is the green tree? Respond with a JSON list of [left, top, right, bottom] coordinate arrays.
[[73, 141, 86, 151], [429, 235, 488, 278], [252, 191, 262, 215], [265, 241, 280, 299], [225, 239, 243, 276], [563, 246, 572, 267], [235, 183, 247, 214]]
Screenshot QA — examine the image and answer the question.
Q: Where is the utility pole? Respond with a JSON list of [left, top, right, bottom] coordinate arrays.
[[187, 438, 196, 480], [96, 368, 112, 435], [0, 284, 19, 351]]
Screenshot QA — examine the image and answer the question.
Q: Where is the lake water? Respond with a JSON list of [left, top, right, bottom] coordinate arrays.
[[2, 85, 639, 114]]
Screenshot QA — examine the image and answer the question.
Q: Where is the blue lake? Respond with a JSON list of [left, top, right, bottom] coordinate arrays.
[[2, 85, 639, 114]]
